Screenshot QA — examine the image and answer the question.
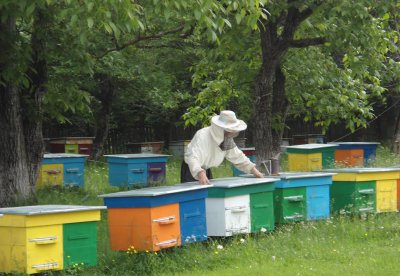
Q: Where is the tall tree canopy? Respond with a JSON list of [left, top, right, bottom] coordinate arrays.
[[0, 0, 264, 206], [185, 0, 400, 165]]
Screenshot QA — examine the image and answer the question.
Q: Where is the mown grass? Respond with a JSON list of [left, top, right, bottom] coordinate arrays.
[[27, 146, 400, 275]]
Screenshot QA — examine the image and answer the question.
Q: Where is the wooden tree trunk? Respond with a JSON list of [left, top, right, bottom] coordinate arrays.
[[252, 3, 320, 171], [23, 8, 48, 188], [0, 18, 33, 207], [253, 66, 288, 160], [0, 85, 33, 207], [0, 9, 48, 207], [92, 74, 115, 160], [272, 65, 290, 148], [252, 22, 289, 170], [253, 66, 277, 163]]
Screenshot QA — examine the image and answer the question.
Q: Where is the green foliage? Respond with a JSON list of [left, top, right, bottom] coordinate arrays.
[[285, 47, 376, 130], [282, 0, 400, 131], [186, 0, 400, 133], [184, 79, 238, 127], [184, 23, 260, 127], [106, 46, 195, 130], [1, 0, 266, 127]]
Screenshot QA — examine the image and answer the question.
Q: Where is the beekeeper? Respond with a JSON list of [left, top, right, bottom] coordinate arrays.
[[181, 110, 264, 184]]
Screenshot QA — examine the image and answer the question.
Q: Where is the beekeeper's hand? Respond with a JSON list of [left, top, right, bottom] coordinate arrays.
[[251, 167, 264, 178], [198, 170, 211, 185]]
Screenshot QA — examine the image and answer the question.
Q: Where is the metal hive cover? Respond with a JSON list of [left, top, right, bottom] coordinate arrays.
[[104, 153, 170, 158], [285, 143, 337, 150], [185, 177, 278, 188], [240, 172, 335, 179], [0, 205, 106, 215], [44, 153, 89, 158], [268, 172, 335, 179], [99, 184, 209, 198], [239, 147, 256, 151], [320, 167, 400, 173], [328, 142, 380, 145]]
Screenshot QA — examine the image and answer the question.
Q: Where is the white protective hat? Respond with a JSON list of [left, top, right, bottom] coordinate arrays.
[[211, 110, 247, 132]]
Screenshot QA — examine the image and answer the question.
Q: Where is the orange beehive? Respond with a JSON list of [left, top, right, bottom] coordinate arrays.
[[335, 149, 364, 167], [107, 203, 181, 251]]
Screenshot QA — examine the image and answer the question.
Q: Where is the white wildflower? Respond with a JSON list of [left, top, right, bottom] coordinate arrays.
[[260, 227, 267, 233]]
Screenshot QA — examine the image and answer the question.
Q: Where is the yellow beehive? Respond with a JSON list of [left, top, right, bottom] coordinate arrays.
[[0, 205, 103, 274]]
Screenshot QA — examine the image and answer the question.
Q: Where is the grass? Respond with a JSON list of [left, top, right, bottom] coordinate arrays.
[[62, 214, 400, 276], [16, 146, 400, 275]]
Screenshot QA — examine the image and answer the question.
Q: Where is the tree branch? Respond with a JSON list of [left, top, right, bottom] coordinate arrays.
[[281, 0, 324, 42], [135, 41, 198, 50], [297, 7, 313, 23], [97, 23, 188, 59], [274, 10, 287, 26], [288, 37, 326, 48]]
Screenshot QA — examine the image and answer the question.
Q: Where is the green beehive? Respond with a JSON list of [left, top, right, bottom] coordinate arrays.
[[321, 146, 336, 169], [250, 191, 274, 232], [65, 144, 79, 154], [63, 221, 98, 268], [330, 181, 376, 214], [274, 187, 307, 224], [286, 144, 337, 171], [322, 168, 400, 214]]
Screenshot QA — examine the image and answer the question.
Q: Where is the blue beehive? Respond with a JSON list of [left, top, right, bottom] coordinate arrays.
[[105, 153, 170, 188], [41, 153, 88, 188], [99, 184, 209, 248], [273, 172, 335, 221], [175, 185, 208, 244]]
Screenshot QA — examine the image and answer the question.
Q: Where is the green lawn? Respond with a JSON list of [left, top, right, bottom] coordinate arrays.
[[30, 146, 400, 275]]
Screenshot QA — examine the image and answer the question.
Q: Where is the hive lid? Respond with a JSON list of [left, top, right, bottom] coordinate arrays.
[[50, 137, 95, 140], [126, 141, 164, 145], [239, 147, 256, 151], [273, 172, 336, 179], [0, 205, 106, 216], [241, 172, 335, 179], [185, 177, 278, 188], [285, 143, 337, 150], [319, 167, 400, 173], [99, 184, 210, 198], [328, 142, 380, 145], [44, 153, 89, 158], [104, 153, 170, 158]]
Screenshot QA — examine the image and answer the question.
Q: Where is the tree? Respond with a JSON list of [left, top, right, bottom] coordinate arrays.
[[87, 18, 195, 160], [254, 0, 399, 162], [185, 0, 400, 167], [0, 0, 263, 206], [0, 1, 52, 206]]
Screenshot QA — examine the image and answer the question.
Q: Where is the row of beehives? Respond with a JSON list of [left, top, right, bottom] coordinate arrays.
[[44, 137, 188, 159], [233, 143, 380, 176], [101, 168, 400, 254], [36, 153, 171, 188], [2, 168, 400, 274], [45, 137, 95, 156], [43, 136, 379, 167], [38, 142, 380, 189]]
